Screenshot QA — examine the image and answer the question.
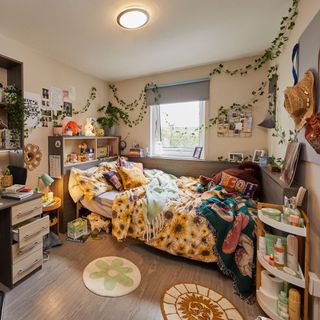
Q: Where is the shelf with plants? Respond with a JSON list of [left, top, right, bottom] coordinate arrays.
[[256, 202, 310, 320]]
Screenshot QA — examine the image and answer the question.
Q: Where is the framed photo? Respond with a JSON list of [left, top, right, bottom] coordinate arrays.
[[280, 141, 301, 186], [193, 147, 203, 159], [228, 153, 244, 163], [253, 150, 266, 163]]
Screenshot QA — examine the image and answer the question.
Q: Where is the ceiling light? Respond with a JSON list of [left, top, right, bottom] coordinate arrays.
[[117, 8, 149, 29]]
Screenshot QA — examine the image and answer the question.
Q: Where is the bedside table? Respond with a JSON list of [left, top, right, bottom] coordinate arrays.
[[42, 197, 61, 235]]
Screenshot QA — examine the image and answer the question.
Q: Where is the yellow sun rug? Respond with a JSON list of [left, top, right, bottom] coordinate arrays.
[[161, 283, 244, 320]]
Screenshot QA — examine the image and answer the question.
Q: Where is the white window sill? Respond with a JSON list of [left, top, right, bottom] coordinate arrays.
[[149, 154, 205, 161]]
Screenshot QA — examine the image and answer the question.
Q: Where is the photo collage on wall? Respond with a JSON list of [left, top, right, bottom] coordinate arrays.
[[41, 87, 73, 127], [217, 108, 253, 137]]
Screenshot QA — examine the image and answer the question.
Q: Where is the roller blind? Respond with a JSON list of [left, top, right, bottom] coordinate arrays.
[[146, 79, 210, 105]]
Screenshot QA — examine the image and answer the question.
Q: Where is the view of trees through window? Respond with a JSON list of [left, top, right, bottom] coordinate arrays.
[[159, 101, 202, 148]]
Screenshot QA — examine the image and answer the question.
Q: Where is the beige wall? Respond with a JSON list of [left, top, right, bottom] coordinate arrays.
[[268, 0, 320, 313], [0, 33, 108, 188], [111, 56, 269, 160]]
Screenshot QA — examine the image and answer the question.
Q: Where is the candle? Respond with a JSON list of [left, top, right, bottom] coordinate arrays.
[[48, 192, 54, 201]]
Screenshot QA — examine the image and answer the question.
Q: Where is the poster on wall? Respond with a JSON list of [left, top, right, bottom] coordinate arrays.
[[24, 91, 41, 129], [50, 86, 63, 111], [217, 108, 253, 137]]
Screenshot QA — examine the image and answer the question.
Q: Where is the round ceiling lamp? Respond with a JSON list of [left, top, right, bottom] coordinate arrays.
[[117, 8, 149, 29]]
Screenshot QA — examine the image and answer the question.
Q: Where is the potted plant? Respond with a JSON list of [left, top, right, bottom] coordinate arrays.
[[1, 168, 13, 187], [53, 121, 63, 136], [97, 102, 129, 136]]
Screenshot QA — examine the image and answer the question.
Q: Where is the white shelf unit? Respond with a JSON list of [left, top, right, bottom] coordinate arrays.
[[256, 202, 310, 320], [258, 210, 306, 237]]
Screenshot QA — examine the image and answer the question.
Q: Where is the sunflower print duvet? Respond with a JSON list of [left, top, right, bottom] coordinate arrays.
[[112, 176, 217, 263]]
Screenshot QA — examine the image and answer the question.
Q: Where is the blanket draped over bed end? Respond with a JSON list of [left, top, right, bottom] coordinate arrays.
[[197, 185, 257, 303], [111, 169, 257, 302]]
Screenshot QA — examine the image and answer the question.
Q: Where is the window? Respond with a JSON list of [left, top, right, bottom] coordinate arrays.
[[147, 79, 209, 159], [150, 101, 206, 158]]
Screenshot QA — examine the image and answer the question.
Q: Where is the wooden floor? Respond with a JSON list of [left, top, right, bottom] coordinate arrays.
[[2, 234, 263, 320]]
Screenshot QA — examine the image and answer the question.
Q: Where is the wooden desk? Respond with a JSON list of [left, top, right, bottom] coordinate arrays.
[[0, 193, 49, 288]]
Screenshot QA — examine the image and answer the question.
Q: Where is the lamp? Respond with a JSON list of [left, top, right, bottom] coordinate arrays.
[[117, 8, 149, 29], [38, 173, 54, 195]]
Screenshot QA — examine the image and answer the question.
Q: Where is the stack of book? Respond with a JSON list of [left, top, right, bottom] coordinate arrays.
[[1, 184, 34, 200], [127, 148, 144, 157]]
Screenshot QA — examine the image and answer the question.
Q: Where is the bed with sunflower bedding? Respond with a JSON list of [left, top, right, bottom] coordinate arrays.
[[69, 158, 259, 301]]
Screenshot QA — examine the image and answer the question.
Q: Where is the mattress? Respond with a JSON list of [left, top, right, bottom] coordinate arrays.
[[80, 190, 119, 218]]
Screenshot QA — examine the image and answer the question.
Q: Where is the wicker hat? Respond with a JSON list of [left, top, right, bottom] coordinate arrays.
[[284, 70, 315, 131]]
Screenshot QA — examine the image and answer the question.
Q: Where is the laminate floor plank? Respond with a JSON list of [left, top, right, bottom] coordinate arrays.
[[3, 234, 263, 320]]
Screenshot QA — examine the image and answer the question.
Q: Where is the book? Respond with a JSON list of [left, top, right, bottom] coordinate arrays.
[[3, 184, 25, 194], [2, 190, 34, 200]]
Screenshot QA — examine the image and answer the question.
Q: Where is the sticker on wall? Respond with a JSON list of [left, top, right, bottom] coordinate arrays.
[[24, 143, 42, 171]]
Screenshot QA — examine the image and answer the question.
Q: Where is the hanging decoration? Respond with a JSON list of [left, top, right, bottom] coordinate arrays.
[[24, 143, 42, 171], [73, 87, 97, 115], [108, 82, 160, 127], [209, 0, 299, 77], [105, 0, 299, 141]]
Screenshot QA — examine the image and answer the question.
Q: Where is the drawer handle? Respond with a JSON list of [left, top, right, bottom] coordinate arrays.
[[17, 206, 42, 217], [17, 259, 40, 275], [18, 241, 40, 255], [24, 227, 47, 240]]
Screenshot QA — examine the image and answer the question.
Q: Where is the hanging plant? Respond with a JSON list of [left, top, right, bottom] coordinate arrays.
[[108, 82, 160, 127], [209, 0, 299, 77], [3, 85, 27, 147], [73, 87, 97, 115], [272, 123, 296, 144]]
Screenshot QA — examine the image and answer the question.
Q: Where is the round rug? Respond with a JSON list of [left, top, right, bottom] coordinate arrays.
[[83, 256, 141, 297], [161, 283, 244, 320]]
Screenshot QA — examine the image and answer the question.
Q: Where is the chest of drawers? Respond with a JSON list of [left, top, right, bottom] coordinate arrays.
[[0, 193, 49, 288]]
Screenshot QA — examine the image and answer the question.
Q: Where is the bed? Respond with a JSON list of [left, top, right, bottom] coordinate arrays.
[[69, 161, 259, 301]]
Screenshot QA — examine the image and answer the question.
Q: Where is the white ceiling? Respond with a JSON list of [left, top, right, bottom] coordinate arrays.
[[0, 0, 291, 81]]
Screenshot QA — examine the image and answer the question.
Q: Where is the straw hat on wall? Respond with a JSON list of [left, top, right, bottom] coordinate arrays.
[[284, 70, 315, 131]]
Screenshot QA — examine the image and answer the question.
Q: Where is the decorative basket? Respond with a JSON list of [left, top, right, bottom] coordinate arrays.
[[1, 175, 13, 187]]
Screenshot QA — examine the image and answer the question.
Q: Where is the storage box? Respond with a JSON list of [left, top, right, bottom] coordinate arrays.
[[67, 218, 88, 239]]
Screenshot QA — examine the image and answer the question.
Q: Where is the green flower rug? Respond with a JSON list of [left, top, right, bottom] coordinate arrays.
[[83, 256, 141, 297], [161, 283, 244, 320]]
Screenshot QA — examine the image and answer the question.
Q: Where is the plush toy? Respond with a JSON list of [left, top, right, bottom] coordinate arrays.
[[84, 118, 96, 136], [96, 128, 104, 137], [64, 121, 80, 136]]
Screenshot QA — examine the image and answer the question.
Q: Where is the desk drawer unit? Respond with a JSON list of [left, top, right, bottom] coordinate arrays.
[[12, 240, 43, 264], [11, 198, 43, 225], [12, 216, 49, 249], [12, 249, 43, 284]]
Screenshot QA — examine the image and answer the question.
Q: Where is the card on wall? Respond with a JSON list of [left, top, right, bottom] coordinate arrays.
[[24, 91, 41, 129]]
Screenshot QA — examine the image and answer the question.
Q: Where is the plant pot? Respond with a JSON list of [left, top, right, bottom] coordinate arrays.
[[1, 175, 13, 187], [53, 127, 63, 136], [103, 126, 116, 136]]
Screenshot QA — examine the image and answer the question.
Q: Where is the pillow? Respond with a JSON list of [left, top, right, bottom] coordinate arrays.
[[118, 157, 144, 172], [118, 166, 148, 190], [212, 167, 261, 198], [74, 171, 113, 201], [103, 171, 124, 191], [219, 172, 258, 198]]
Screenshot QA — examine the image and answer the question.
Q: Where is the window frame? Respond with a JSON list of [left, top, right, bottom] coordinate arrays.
[[150, 100, 206, 159]]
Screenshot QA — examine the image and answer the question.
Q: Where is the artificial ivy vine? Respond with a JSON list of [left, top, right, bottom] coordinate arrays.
[[73, 86, 97, 115], [209, 0, 298, 77], [105, 0, 299, 146], [109, 82, 160, 127]]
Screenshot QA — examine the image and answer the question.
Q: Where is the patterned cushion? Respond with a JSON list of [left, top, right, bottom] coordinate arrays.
[[118, 157, 144, 172], [73, 169, 113, 201], [219, 172, 258, 198], [118, 166, 148, 190], [103, 171, 124, 191]]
